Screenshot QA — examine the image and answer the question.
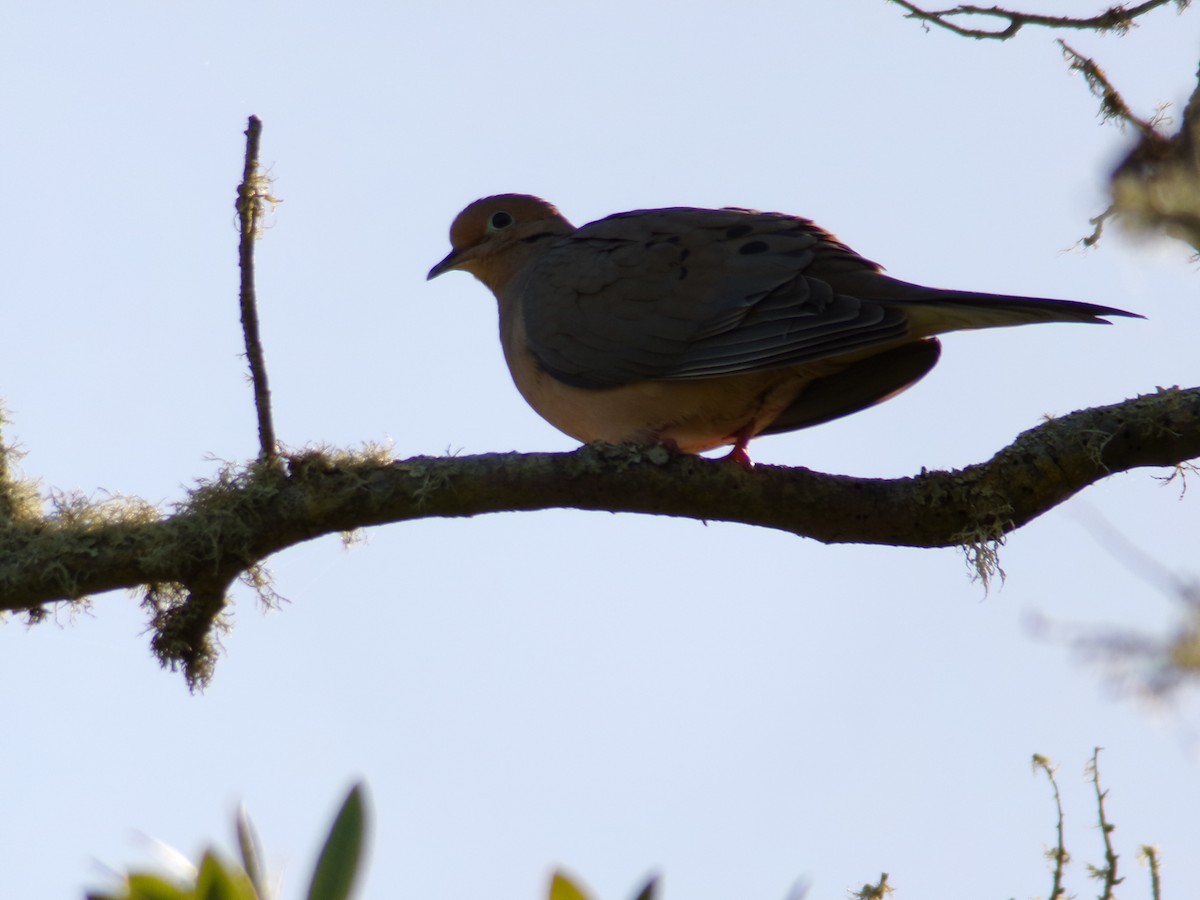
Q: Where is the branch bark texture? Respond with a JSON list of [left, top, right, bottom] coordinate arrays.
[[889, 0, 1186, 40], [235, 114, 279, 461], [1, 387, 1196, 608]]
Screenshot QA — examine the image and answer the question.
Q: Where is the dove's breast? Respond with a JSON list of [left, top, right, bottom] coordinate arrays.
[[499, 304, 816, 453]]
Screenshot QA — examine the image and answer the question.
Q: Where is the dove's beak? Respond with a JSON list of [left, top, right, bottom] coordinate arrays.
[[427, 249, 464, 280]]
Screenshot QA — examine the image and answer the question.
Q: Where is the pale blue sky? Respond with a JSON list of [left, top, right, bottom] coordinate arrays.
[[2, 2, 1199, 898]]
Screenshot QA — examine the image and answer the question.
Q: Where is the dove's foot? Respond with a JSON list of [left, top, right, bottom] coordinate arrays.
[[722, 430, 755, 469]]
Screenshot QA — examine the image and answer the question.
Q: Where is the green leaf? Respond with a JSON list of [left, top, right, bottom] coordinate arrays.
[[549, 871, 592, 900], [194, 849, 259, 900], [305, 783, 369, 900], [236, 804, 268, 900], [123, 872, 189, 900]]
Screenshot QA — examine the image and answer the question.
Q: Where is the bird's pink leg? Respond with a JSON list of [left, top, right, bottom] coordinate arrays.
[[722, 427, 755, 469]]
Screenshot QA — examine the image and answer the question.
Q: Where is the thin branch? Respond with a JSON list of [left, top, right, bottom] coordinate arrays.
[[892, 4, 1198, 251], [1110, 59, 1200, 253], [235, 115, 280, 463], [852, 873, 891, 900], [889, 0, 1186, 40], [1032, 755, 1068, 900], [1050, 34, 1200, 253], [1087, 748, 1123, 899], [1139, 845, 1163, 900], [1080, 205, 1117, 249], [1059, 41, 1162, 137]]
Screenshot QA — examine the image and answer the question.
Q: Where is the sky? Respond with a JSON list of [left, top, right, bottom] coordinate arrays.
[[2, 2, 1199, 898]]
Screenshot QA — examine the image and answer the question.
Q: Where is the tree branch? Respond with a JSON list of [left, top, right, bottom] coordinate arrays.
[[887, 2, 1200, 252], [1059, 41, 1164, 137], [1088, 748, 1124, 899], [1, 385, 1197, 684], [235, 115, 280, 462], [888, 0, 1187, 40], [1109, 58, 1200, 253], [1050, 34, 1200, 253]]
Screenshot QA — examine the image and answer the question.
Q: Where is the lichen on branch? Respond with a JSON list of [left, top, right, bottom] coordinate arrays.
[[1, 387, 1197, 687]]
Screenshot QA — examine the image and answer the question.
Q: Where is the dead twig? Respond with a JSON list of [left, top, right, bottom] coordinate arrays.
[[235, 115, 281, 463], [889, 0, 1186, 40]]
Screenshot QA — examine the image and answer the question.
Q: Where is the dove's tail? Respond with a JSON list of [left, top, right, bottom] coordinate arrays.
[[882, 282, 1143, 334]]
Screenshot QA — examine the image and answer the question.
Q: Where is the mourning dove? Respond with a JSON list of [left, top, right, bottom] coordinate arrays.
[[428, 194, 1138, 465]]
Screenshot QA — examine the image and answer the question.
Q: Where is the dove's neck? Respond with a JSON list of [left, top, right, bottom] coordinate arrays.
[[469, 255, 524, 296], [471, 232, 564, 296]]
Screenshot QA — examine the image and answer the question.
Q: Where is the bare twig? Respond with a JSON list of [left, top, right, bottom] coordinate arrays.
[[1087, 748, 1123, 899], [893, 3, 1195, 250], [1080, 205, 1116, 249], [889, 0, 1186, 40], [1110, 62, 1200, 253], [1139, 845, 1163, 900], [235, 115, 280, 463], [1059, 41, 1162, 136], [852, 873, 891, 900], [1032, 755, 1069, 900], [1054, 38, 1191, 251], [1153, 460, 1199, 497]]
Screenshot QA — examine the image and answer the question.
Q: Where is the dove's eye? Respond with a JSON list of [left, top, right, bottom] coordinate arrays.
[[487, 211, 514, 232]]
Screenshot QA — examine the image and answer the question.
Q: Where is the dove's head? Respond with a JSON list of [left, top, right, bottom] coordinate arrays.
[[428, 194, 573, 292]]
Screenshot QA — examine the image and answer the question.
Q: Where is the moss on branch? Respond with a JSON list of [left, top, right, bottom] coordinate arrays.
[[1, 386, 1196, 687]]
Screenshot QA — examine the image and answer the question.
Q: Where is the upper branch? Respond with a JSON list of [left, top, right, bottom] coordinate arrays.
[[1109, 57, 1200, 252], [1059, 41, 1164, 137], [235, 115, 280, 462], [889, 0, 1186, 39]]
